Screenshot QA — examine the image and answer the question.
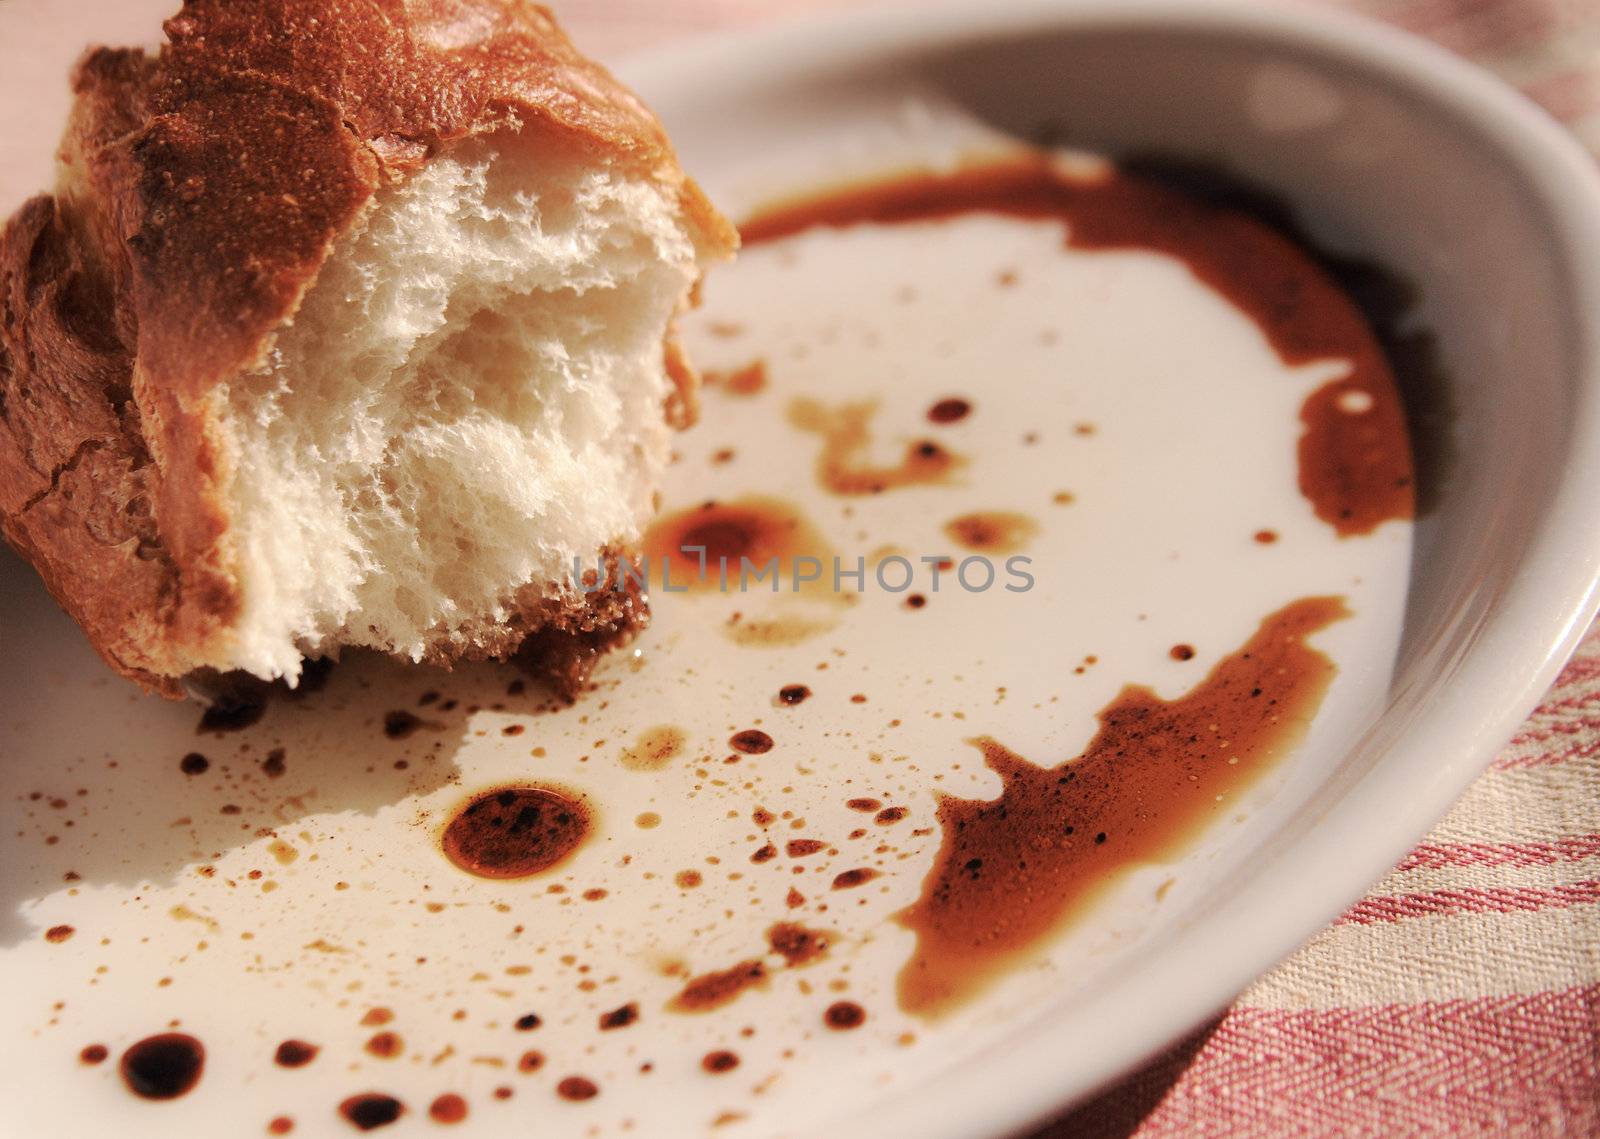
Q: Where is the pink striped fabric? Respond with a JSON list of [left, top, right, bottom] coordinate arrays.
[[556, 0, 1600, 1132]]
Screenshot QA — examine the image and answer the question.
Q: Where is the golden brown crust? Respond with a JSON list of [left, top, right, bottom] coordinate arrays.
[[0, 0, 736, 694]]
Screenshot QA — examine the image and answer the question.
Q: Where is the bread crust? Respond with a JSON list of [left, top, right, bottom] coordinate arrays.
[[0, 0, 736, 694]]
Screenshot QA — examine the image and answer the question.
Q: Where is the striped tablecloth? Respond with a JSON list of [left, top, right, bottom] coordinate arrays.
[[559, 1, 1600, 1133]]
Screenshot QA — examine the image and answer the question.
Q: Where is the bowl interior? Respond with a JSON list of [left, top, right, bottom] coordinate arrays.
[[624, 6, 1600, 1134]]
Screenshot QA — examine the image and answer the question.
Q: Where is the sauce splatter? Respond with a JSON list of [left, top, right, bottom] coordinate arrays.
[[44, 924, 74, 943], [944, 511, 1038, 554], [382, 711, 425, 739], [788, 397, 965, 496], [730, 729, 774, 755], [896, 596, 1346, 1016], [441, 786, 590, 880], [743, 158, 1412, 534], [79, 1044, 108, 1065], [338, 1093, 404, 1130], [119, 1033, 205, 1100], [268, 1117, 294, 1135], [179, 752, 209, 776], [824, 1001, 867, 1030], [832, 868, 878, 890], [777, 684, 812, 705], [556, 1076, 599, 1102], [643, 496, 834, 593], [927, 397, 972, 424], [198, 695, 266, 734], [725, 613, 838, 647], [1170, 644, 1196, 661], [702, 1050, 741, 1073], [668, 960, 769, 1013], [765, 922, 833, 967], [428, 1094, 468, 1124], [364, 1031, 402, 1058], [598, 1003, 639, 1031], [620, 725, 686, 772], [274, 1040, 318, 1068], [706, 360, 768, 396]]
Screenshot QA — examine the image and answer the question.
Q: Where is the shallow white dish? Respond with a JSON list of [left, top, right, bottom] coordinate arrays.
[[3, 2, 1600, 1138]]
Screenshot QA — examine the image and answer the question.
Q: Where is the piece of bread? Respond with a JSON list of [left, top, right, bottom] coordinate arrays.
[[0, 0, 736, 698]]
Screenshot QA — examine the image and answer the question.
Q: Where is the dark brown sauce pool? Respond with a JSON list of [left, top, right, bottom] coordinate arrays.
[[441, 786, 591, 880], [119, 1033, 204, 1099], [742, 157, 1413, 535], [896, 596, 1346, 1016]]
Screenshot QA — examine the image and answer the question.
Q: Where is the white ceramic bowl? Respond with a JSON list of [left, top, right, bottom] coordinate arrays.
[[4, 3, 1600, 1138], [618, 1, 1600, 1134]]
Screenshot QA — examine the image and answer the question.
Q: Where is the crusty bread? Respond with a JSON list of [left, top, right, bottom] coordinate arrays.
[[0, 0, 736, 697]]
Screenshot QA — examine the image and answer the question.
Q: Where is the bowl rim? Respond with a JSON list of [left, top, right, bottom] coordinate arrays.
[[622, 2, 1600, 1135]]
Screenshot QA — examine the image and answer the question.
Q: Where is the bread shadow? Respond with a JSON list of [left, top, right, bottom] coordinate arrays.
[[0, 548, 566, 948]]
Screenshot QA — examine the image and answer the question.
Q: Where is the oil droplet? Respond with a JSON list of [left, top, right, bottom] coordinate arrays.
[[943, 512, 1038, 554], [706, 360, 767, 396], [620, 725, 686, 772], [441, 786, 590, 880], [120, 1033, 205, 1099], [788, 397, 965, 495]]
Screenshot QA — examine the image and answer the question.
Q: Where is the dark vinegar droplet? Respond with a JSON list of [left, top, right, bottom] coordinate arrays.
[[441, 786, 590, 879], [598, 1003, 639, 1031], [179, 752, 209, 775], [824, 1001, 866, 1030], [729, 730, 773, 755], [382, 711, 423, 739], [927, 397, 972, 424], [338, 1093, 404, 1131], [120, 1033, 205, 1100], [556, 1076, 599, 1102], [514, 1013, 541, 1031], [274, 1039, 319, 1068], [428, 1094, 468, 1124], [702, 1050, 740, 1073], [777, 685, 811, 706]]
